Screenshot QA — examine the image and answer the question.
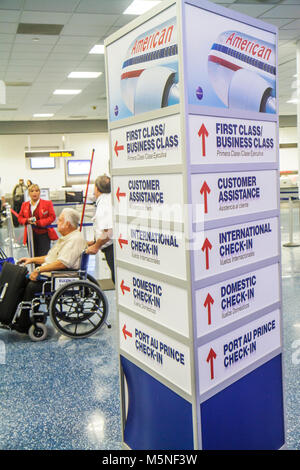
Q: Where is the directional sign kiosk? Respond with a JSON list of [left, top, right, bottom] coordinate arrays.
[[105, 0, 285, 450]]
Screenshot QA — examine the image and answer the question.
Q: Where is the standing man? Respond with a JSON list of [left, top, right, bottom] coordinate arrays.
[[12, 178, 27, 226], [86, 175, 115, 284]]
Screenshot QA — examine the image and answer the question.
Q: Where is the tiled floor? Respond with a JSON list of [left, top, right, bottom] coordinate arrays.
[[280, 204, 300, 450], [0, 207, 299, 450], [0, 224, 123, 450]]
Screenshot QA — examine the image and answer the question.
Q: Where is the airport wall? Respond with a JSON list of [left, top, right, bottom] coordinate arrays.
[[0, 125, 297, 195], [0, 131, 109, 195], [279, 126, 298, 173]]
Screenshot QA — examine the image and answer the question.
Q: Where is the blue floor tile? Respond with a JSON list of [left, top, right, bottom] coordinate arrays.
[[0, 209, 300, 449]]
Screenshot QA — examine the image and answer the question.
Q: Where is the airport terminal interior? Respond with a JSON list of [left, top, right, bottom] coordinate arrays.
[[0, 0, 300, 450]]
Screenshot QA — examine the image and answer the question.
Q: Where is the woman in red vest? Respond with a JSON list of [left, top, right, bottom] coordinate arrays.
[[18, 184, 58, 257]]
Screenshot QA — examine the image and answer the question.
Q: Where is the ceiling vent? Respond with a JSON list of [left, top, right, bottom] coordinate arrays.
[[6, 82, 32, 87], [17, 23, 64, 35]]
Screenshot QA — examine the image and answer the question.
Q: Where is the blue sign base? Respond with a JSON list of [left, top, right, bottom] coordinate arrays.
[[200, 355, 285, 450], [121, 356, 194, 450]]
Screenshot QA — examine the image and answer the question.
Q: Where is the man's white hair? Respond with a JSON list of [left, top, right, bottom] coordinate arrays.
[[61, 208, 80, 228]]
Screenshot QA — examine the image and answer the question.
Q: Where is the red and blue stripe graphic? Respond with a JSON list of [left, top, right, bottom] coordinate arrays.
[[121, 44, 178, 81], [209, 43, 276, 75]]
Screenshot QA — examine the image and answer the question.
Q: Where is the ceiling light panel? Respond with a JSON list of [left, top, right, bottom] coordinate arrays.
[[33, 113, 54, 117], [89, 45, 104, 54], [68, 72, 102, 78], [53, 89, 82, 95], [123, 1, 161, 15]]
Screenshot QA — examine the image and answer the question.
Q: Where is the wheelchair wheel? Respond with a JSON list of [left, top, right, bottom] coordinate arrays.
[[86, 273, 99, 286], [49, 280, 108, 339], [28, 322, 47, 342]]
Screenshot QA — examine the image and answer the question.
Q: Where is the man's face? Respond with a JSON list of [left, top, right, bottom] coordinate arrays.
[[57, 214, 69, 235]]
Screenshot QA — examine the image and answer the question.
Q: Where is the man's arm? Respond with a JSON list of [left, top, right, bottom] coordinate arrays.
[[19, 256, 47, 265], [86, 229, 112, 254], [30, 260, 67, 281]]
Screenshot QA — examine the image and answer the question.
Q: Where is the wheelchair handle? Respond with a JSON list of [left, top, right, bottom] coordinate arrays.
[[0, 283, 8, 303]]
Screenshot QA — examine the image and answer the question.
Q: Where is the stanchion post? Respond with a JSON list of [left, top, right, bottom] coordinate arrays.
[[283, 197, 300, 247], [3, 204, 15, 258], [80, 148, 95, 232], [26, 224, 35, 273]]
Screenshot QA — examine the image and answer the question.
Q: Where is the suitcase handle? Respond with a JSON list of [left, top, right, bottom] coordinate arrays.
[[0, 283, 8, 303]]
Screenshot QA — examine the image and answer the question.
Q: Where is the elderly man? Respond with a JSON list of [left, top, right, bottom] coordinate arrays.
[[16, 207, 87, 332]]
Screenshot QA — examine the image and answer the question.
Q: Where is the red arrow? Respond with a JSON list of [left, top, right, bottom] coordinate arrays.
[[120, 280, 130, 295], [116, 187, 126, 202], [198, 124, 209, 157], [206, 348, 217, 380], [201, 238, 212, 270], [114, 140, 124, 157], [118, 234, 128, 249], [204, 293, 214, 325], [200, 181, 211, 214], [122, 324, 132, 340]]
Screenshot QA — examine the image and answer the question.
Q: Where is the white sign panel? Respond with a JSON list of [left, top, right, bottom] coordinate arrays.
[[115, 221, 187, 280], [198, 309, 281, 395], [185, 4, 276, 115], [117, 266, 189, 337], [106, 5, 178, 122], [195, 263, 280, 337], [188, 116, 277, 165], [111, 114, 182, 169], [119, 311, 192, 394], [193, 217, 279, 281], [191, 170, 277, 224], [113, 173, 184, 223]]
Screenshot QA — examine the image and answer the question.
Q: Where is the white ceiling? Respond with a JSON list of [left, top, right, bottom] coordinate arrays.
[[0, 0, 299, 121]]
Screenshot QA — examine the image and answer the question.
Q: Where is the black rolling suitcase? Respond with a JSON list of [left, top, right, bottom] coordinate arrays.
[[0, 262, 27, 325]]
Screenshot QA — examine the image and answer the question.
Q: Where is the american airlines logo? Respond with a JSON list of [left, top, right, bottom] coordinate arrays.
[[225, 32, 272, 62], [131, 24, 175, 56]]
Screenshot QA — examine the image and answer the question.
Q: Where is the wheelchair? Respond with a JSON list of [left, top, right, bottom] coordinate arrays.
[[3, 252, 110, 342]]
